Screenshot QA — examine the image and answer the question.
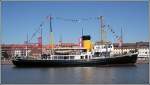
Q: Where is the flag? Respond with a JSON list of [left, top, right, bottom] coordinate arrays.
[[117, 37, 123, 47]]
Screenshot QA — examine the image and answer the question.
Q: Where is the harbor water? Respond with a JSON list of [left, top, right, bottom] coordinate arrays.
[[1, 64, 149, 84]]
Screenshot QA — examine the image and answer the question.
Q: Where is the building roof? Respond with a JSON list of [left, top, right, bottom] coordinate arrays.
[[1, 42, 149, 49]]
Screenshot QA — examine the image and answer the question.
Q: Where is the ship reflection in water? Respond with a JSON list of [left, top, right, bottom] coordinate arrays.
[[1, 64, 148, 84]]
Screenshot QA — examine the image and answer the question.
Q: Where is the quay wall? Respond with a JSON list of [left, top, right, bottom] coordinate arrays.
[[1, 60, 13, 65], [136, 60, 149, 64]]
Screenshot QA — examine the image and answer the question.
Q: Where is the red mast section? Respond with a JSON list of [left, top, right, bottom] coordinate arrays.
[[38, 24, 43, 55]]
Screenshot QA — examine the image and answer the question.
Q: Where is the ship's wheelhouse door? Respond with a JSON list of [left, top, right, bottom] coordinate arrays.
[[80, 56, 84, 59], [85, 55, 88, 59]]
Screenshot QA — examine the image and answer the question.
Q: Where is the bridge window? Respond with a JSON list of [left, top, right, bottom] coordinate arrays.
[[64, 56, 69, 59], [54, 56, 57, 59], [70, 56, 74, 59], [94, 52, 100, 56]]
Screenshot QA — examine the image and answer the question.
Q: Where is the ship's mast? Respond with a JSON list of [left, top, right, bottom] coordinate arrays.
[[121, 28, 123, 55], [81, 28, 84, 47], [82, 27, 83, 37], [40, 24, 43, 55], [99, 16, 109, 57], [49, 16, 54, 54], [59, 34, 62, 47], [26, 33, 28, 57], [99, 16, 107, 44], [100, 16, 103, 43]]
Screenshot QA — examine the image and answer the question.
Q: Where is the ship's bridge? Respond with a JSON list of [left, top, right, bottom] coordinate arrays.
[[93, 41, 114, 53]]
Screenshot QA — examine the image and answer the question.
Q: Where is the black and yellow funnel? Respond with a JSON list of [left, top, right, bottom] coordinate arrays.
[[82, 35, 93, 52]]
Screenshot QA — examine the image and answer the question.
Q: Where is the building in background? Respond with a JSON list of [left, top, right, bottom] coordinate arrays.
[[113, 42, 149, 60], [136, 42, 149, 60], [1, 44, 36, 59], [1, 42, 149, 60]]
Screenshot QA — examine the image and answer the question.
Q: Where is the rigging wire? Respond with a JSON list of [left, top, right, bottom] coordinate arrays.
[[28, 17, 48, 43], [107, 25, 120, 41], [28, 16, 120, 43]]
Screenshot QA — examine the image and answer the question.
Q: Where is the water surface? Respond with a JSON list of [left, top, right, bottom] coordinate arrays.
[[1, 64, 149, 84]]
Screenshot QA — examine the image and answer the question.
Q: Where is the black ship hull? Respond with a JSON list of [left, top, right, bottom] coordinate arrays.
[[12, 54, 138, 67]]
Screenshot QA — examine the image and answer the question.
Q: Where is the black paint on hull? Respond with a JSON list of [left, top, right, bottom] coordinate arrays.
[[12, 54, 138, 67]]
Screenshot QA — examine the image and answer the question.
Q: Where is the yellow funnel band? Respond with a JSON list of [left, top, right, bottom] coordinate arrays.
[[82, 40, 92, 52]]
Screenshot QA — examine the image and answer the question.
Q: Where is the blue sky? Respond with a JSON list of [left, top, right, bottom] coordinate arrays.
[[2, 1, 149, 44]]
